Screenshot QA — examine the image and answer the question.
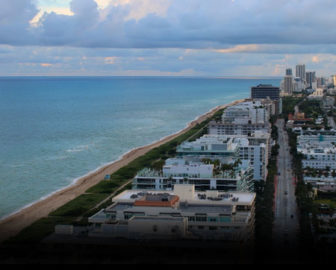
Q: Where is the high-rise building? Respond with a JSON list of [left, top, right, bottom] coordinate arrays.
[[286, 68, 293, 76], [293, 77, 304, 92], [306, 71, 316, 89], [296, 64, 306, 83], [332, 75, 336, 87], [284, 75, 294, 94], [317, 77, 326, 88]]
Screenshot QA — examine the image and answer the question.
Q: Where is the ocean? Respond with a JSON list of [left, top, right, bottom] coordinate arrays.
[[0, 76, 280, 219]]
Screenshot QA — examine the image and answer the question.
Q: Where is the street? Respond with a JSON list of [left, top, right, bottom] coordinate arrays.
[[273, 119, 299, 252]]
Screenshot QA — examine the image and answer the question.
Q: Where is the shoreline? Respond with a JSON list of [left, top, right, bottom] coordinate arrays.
[[0, 99, 245, 243]]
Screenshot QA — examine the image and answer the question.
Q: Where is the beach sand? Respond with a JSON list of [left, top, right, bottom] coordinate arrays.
[[0, 99, 244, 243]]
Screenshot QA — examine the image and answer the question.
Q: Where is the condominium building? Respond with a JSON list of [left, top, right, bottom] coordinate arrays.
[[208, 120, 271, 135], [307, 88, 324, 100], [133, 157, 254, 192], [306, 71, 317, 89], [88, 184, 256, 242], [177, 135, 268, 181], [293, 77, 305, 93], [297, 132, 336, 144], [176, 135, 240, 159], [222, 100, 269, 125], [298, 129, 336, 137], [297, 142, 336, 170], [208, 101, 271, 136], [283, 75, 294, 94], [296, 64, 306, 84]]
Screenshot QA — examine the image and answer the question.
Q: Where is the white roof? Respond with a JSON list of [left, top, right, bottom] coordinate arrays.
[[113, 185, 256, 206]]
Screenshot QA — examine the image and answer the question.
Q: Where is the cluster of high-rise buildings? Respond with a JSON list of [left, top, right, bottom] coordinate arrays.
[[82, 86, 282, 243], [280, 64, 331, 95]]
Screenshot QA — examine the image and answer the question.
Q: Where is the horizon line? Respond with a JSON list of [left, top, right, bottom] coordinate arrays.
[[0, 75, 283, 79]]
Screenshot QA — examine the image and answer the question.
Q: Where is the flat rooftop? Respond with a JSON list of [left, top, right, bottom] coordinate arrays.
[[113, 187, 255, 206]]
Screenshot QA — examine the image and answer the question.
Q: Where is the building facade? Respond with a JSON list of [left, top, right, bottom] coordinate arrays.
[[296, 64, 306, 84], [251, 84, 280, 100], [177, 135, 269, 181]]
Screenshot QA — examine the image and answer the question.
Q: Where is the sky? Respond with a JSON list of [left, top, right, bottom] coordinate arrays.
[[1, 0, 336, 77]]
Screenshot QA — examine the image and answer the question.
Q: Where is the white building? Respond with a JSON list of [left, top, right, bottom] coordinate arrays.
[[308, 88, 324, 100], [133, 157, 254, 192], [207, 101, 271, 136], [298, 142, 336, 170], [163, 158, 213, 178], [176, 135, 240, 159], [296, 64, 306, 84], [88, 184, 256, 242], [222, 100, 269, 125], [293, 77, 305, 93], [177, 135, 268, 181], [297, 132, 336, 144]]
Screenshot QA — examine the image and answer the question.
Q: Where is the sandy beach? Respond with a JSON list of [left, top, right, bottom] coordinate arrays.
[[0, 99, 244, 243]]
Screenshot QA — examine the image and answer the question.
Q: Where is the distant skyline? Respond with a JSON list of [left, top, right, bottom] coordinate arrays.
[[1, 0, 336, 76]]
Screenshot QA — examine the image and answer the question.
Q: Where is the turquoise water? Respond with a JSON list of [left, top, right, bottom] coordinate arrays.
[[0, 77, 280, 219]]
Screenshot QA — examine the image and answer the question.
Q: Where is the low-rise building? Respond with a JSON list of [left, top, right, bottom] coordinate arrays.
[[176, 135, 240, 160], [298, 141, 336, 170], [133, 157, 254, 192], [308, 88, 324, 100], [88, 184, 256, 242], [293, 128, 336, 137], [304, 174, 336, 192]]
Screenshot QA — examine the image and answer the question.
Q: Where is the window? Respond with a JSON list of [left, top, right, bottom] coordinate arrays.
[[208, 217, 218, 222], [195, 214, 207, 222], [188, 216, 196, 222]]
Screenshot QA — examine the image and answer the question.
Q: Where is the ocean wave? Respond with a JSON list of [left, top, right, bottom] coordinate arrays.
[[66, 144, 90, 153]]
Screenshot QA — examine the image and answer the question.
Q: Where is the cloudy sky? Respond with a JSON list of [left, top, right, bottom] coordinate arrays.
[[1, 0, 336, 76]]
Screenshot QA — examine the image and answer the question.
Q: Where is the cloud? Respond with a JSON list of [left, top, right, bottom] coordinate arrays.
[[312, 55, 320, 63], [2, 45, 336, 77], [0, 0, 38, 45], [3, 0, 336, 77], [213, 45, 260, 54], [40, 63, 53, 67], [2, 0, 336, 50], [104, 56, 117, 64]]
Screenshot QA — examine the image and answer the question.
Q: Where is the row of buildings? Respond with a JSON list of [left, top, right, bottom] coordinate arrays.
[[54, 84, 282, 243], [280, 64, 336, 192], [294, 129, 336, 192]]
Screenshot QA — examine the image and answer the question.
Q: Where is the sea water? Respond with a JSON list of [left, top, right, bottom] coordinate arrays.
[[0, 76, 280, 219]]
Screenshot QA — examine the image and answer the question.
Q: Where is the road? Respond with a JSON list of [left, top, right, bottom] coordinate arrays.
[[273, 119, 299, 253]]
